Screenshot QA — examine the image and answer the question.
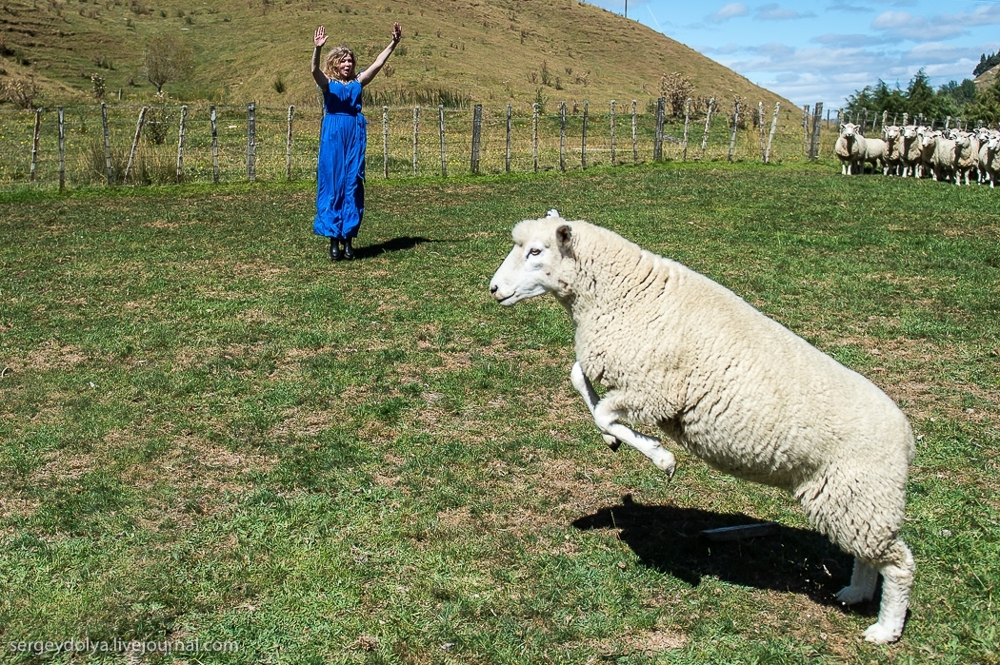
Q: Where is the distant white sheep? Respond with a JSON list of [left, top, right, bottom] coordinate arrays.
[[980, 134, 1000, 188], [882, 126, 903, 176], [835, 123, 866, 175], [863, 137, 888, 175], [490, 212, 916, 644], [919, 129, 950, 182], [900, 125, 923, 178], [951, 131, 980, 186]]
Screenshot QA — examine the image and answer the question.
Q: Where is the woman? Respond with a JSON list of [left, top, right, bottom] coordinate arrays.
[[312, 22, 401, 260]]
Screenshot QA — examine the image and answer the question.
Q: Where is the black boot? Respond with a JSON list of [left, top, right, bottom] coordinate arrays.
[[329, 237, 342, 261], [343, 238, 355, 260]]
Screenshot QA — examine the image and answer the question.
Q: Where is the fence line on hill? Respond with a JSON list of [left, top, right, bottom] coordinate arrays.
[[2, 98, 828, 190]]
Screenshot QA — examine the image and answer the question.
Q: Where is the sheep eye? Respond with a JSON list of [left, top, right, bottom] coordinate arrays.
[[528, 248, 542, 256]]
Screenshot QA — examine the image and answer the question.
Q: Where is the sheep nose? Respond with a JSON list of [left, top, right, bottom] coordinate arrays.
[[489, 284, 498, 294]]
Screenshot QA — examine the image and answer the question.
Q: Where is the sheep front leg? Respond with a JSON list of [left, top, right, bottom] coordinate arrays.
[[570, 362, 621, 451], [592, 397, 676, 477]]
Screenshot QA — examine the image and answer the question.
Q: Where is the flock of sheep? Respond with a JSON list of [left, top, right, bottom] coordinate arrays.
[[836, 122, 1000, 186]]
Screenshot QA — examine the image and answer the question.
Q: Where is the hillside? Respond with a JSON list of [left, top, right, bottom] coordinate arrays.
[[974, 63, 1000, 89], [0, 0, 795, 111]]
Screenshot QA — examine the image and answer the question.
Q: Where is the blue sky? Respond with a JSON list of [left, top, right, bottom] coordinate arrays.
[[583, 1, 1000, 109]]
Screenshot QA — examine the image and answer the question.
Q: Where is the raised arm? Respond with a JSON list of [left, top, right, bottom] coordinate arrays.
[[357, 22, 401, 87], [311, 26, 329, 88]]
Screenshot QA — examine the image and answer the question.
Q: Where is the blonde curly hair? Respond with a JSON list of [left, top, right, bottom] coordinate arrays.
[[323, 46, 357, 81]]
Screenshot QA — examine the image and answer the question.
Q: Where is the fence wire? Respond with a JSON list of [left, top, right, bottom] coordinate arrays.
[[0, 100, 812, 190]]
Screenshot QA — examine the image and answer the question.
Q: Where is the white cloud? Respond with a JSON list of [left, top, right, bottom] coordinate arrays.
[[871, 11, 965, 41], [708, 3, 750, 23], [755, 3, 815, 21]]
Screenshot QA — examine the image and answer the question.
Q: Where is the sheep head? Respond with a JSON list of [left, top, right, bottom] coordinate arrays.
[[839, 123, 859, 139], [489, 211, 575, 306]]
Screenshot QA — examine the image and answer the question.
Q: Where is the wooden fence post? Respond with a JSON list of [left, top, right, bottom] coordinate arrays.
[[58, 107, 65, 192], [532, 103, 539, 172], [176, 104, 188, 181], [809, 102, 823, 161], [765, 102, 780, 164], [382, 106, 389, 179], [609, 99, 616, 166], [653, 97, 665, 161], [101, 102, 113, 186], [124, 106, 146, 185], [631, 100, 638, 164], [701, 97, 714, 158], [440, 105, 448, 177], [412, 105, 420, 175], [504, 103, 512, 173], [286, 105, 295, 181], [581, 100, 588, 169], [757, 101, 765, 162], [727, 98, 740, 163], [683, 98, 692, 161], [559, 102, 567, 172], [471, 103, 483, 175], [210, 105, 219, 184], [30, 108, 42, 182], [246, 102, 256, 183], [802, 104, 809, 155]]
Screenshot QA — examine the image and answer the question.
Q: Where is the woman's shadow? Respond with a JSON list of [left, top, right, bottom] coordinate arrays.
[[571, 494, 877, 614], [355, 236, 432, 259]]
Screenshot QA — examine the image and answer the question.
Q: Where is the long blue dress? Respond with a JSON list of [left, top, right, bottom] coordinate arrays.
[[314, 78, 366, 240]]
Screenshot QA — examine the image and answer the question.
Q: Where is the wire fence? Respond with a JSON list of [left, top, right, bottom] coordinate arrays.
[[0, 99, 816, 191]]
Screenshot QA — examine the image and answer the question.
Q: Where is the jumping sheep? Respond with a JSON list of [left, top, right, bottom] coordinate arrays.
[[489, 211, 916, 644], [835, 123, 866, 175]]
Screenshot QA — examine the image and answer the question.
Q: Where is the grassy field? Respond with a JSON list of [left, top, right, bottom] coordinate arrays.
[[1, 163, 998, 664]]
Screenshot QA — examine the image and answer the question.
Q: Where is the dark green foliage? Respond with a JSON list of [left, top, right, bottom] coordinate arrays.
[[974, 51, 1000, 78]]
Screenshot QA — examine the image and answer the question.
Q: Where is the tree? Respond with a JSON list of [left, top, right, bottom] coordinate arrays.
[[974, 51, 1000, 78], [938, 79, 977, 112], [905, 69, 952, 119], [143, 34, 194, 95], [966, 75, 1000, 125]]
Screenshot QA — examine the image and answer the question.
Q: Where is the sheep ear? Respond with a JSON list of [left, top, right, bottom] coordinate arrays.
[[556, 224, 574, 258]]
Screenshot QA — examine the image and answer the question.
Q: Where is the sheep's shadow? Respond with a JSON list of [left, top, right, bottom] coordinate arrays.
[[355, 236, 433, 259], [571, 494, 877, 614]]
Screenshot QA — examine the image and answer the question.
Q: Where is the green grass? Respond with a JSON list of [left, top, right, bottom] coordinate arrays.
[[1, 163, 998, 664]]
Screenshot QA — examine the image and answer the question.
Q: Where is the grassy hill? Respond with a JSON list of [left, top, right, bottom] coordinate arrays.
[[0, 0, 796, 111]]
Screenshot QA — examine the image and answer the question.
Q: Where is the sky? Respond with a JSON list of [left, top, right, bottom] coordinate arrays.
[[583, 0, 1000, 109]]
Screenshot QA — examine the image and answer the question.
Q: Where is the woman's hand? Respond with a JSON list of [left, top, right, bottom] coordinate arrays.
[[314, 26, 328, 48], [391, 22, 402, 44]]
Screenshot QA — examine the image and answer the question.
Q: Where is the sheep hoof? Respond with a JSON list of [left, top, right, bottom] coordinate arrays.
[[603, 435, 622, 452], [652, 449, 676, 478], [835, 585, 873, 605], [863, 622, 901, 644]]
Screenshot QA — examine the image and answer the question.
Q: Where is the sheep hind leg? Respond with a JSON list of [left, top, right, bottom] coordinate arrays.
[[835, 558, 878, 605], [591, 397, 676, 477], [864, 541, 915, 644]]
